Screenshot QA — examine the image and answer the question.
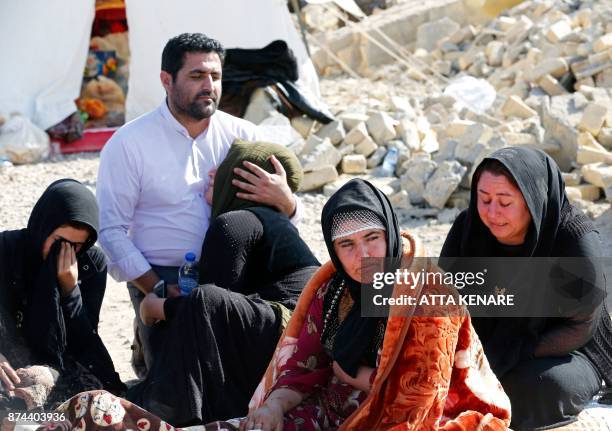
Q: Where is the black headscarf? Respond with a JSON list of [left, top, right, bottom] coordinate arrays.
[[451, 146, 593, 257], [320, 179, 402, 377], [23, 179, 99, 368], [440, 147, 601, 377]]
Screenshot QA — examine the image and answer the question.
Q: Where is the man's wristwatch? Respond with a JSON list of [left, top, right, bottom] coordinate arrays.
[[152, 279, 166, 298]]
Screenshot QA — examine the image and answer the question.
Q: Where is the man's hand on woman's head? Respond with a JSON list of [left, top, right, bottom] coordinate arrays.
[[0, 353, 19, 396], [232, 155, 296, 217]]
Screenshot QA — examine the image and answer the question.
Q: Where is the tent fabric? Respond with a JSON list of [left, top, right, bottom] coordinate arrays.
[[125, 0, 320, 122], [0, 0, 319, 129], [0, 1, 95, 131]]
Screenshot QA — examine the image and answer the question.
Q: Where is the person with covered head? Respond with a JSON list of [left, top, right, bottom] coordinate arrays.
[[0, 179, 124, 410], [130, 140, 320, 426], [241, 178, 511, 431], [440, 146, 612, 430]]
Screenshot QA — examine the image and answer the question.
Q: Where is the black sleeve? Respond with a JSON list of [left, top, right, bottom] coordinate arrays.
[[534, 231, 605, 357], [62, 246, 125, 393]]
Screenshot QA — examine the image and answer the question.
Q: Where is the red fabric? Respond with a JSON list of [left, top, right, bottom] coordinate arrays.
[[272, 281, 369, 429], [250, 233, 512, 431]]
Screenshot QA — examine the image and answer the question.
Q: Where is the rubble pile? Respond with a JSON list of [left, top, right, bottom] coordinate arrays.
[[248, 0, 612, 218]]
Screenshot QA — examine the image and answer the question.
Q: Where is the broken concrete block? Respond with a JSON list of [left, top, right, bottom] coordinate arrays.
[[423, 161, 467, 209], [301, 166, 338, 192], [579, 103, 608, 136], [502, 132, 538, 147], [562, 171, 582, 186], [388, 190, 412, 210], [565, 187, 582, 202], [291, 116, 316, 139], [337, 143, 355, 157], [458, 49, 485, 71], [366, 112, 398, 145], [403, 154, 437, 181], [497, 16, 517, 32], [546, 20, 573, 43], [416, 17, 461, 52], [446, 120, 477, 138], [486, 41, 505, 67], [390, 97, 417, 118], [316, 120, 345, 145], [449, 25, 476, 45], [571, 50, 612, 80], [301, 135, 325, 156], [421, 130, 439, 154], [596, 68, 612, 88], [367, 146, 387, 168], [338, 112, 369, 131], [354, 136, 378, 157], [343, 122, 370, 146], [566, 185, 602, 202], [538, 74, 567, 96], [577, 132, 612, 165], [300, 140, 342, 171], [594, 33, 612, 53], [581, 162, 612, 190], [505, 15, 533, 45], [501, 95, 538, 119], [541, 93, 589, 170], [524, 57, 569, 82], [341, 155, 367, 174], [597, 128, 612, 149]]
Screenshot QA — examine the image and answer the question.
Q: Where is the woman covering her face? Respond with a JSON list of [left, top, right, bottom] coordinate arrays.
[[440, 147, 612, 430], [0, 179, 124, 410], [240, 179, 511, 431]]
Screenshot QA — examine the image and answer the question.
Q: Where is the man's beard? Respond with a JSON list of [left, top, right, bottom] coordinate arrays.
[[173, 90, 218, 121]]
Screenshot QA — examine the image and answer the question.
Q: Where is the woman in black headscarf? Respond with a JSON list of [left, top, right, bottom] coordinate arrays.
[[241, 178, 511, 431], [440, 146, 612, 430], [0, 179, 125, 410]]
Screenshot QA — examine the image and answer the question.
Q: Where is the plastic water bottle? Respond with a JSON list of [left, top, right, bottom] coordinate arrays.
[[178, 252, 199, 296], [380, 147, 399, 177]]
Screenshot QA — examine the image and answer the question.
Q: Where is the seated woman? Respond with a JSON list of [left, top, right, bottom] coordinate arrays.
[[240, 178, 511, 431], [0, 179, 124, 411], [440, 147, 612, 430], [131, 140, 320, 426]]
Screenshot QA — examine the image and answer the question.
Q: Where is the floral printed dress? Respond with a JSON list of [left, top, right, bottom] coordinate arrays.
[[271, 281, 377, 431]]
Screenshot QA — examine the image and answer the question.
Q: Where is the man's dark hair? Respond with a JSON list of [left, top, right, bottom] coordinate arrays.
[[161, 33, 225, 80]]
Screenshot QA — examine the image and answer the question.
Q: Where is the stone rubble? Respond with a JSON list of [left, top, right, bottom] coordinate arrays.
[[244, 0, 612, 216]]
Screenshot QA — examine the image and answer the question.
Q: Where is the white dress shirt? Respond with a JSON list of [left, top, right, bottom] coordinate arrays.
[[97, 101, 301, 282]]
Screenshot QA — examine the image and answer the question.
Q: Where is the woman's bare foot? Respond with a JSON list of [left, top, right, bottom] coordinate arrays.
[[140, 293, 166, 326]]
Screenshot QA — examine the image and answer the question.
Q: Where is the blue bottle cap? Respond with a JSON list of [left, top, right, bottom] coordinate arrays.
[[185, 252, 196, 262]]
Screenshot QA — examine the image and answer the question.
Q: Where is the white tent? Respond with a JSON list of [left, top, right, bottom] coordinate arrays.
[[0, 0, 320, 131]]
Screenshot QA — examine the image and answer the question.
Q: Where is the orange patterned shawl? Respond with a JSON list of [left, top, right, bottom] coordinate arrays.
[[250, 233, 511, 430]]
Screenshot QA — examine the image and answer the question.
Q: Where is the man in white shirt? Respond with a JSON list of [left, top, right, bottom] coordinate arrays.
[[97, 33, 300, 373]]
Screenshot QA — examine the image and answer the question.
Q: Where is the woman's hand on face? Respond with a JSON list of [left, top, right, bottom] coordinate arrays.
[[240, 402, 284, 431], [57, 241, 78, 295], [0, 353, 20, 396]]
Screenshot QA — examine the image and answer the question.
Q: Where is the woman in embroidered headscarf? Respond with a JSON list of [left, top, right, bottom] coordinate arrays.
[[440, 147, 612, 430], [131, 140, 320, 426], [0, 179, 124, 410], [241, 178, 511, 431]]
